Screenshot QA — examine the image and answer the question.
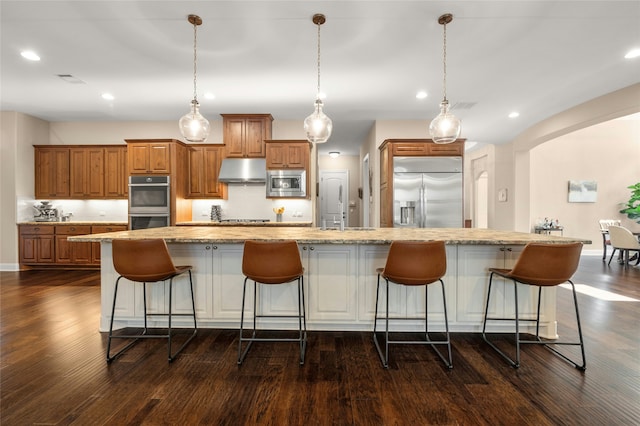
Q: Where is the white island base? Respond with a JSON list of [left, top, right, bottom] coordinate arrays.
[[98, 241, 560, 339]]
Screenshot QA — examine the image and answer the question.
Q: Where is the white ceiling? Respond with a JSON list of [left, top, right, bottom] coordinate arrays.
[[1, 1, 639, 155]]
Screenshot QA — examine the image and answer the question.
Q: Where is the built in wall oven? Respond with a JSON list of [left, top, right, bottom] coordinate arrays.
[[128, 176, 171, 229]]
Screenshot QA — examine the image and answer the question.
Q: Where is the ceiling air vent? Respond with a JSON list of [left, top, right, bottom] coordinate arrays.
[[56, 74, 86, 84], [451, 101, 476, 110]]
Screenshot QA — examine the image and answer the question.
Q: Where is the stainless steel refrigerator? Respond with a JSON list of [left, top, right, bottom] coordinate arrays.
[[393, 156, 463, 228]]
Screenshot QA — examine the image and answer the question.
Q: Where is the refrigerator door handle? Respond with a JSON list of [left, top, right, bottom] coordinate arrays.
[[420, 184, 427, 228]]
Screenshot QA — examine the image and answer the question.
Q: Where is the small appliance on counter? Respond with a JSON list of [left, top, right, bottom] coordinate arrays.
[[33, 201, 59, 222]]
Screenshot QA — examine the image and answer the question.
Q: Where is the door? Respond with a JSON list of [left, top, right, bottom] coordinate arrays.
[[422, 172, 463, 228], [319, 170, 349, 228]]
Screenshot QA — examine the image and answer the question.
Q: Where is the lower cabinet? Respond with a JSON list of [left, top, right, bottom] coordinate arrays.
[[19, 224, 127, 268], [98, 242, 557, 338], [19, 226, 55, 264], [55, 225, 93, 264]]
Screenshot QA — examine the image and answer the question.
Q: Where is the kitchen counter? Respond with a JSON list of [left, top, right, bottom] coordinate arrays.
[[176, 221, 312, 227], [19, 221, 128, 226], [70, 226, 590, 245]]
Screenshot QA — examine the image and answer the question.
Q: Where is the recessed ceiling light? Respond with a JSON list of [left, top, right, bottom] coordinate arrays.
[[416, 91, 428, 99], [204, 92, 215, 100], [624, 48, 640, 59], [329, 151, 340, 158], [101, 93, 114, 101], [508, 112, 520, 118], [20, 50, 40, 61]]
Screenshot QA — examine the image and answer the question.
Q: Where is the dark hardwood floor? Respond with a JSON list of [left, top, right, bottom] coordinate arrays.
[[1, 256, 639, 425]]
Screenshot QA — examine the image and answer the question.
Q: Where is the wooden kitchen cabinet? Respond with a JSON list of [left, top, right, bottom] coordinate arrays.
[[265, 140, 311, 169], [19, 223, 127, 268], [91, 225, 127, 263], [34, 145, 128, 200], [222, 114, 273, 158], [187, 145, 227, 199], [104, 146, 128, 198], [18, 225, 55, 264], [70, 148, 104, 198], [55, 225, 92, 264], [379, 138, 465, 228], [34, 147, 70, 199], [388, 140, 464, 157], [127, 141, 170, 174]]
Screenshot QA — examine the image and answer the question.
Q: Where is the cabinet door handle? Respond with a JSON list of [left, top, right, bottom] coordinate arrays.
[[309, 246, 314, 251], [205, 246, 211, 250]]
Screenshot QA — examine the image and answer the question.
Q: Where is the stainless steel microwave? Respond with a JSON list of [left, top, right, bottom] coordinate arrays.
[[266, 170, 306, 198]]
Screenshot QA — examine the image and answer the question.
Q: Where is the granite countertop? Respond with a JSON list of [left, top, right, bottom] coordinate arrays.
[[19, 221, 128, 226], [176, 221, 312, 227], [68, 226, 591, 245]]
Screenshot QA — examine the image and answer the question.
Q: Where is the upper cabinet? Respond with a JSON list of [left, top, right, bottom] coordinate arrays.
[[35, 147, 70, 199], [126, 141, 171, 174], [104, 146, 128, 198], [265, 140, 311, 169], [70, 147, 104, 198], [222, 114, 273, 158], [34, 145, 128, 200], [385, 139, 464, 157], [187, 145, 227, 199]]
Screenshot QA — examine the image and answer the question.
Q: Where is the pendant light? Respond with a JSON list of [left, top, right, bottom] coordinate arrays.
[[429, 13, 461, 144], [304, 13, 333, 144], [179, 14, 210, 143]]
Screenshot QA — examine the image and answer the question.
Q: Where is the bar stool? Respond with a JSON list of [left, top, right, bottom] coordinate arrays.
[[482, 242, 585, 370], [373, 240, 452, 369], [238, 240, 307, 365], [107, 239, 197, 363]]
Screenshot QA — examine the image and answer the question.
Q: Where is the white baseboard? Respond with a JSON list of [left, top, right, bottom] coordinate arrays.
[[0, 263, 21, 271]]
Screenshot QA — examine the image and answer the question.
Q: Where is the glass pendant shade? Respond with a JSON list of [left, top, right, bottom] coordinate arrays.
[[179, 100, 210, 143], [304, 99, 333, 143], [429, 100, 461, 144]]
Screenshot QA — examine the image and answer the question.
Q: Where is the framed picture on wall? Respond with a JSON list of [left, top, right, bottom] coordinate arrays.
[[568, 180, 597, 203]]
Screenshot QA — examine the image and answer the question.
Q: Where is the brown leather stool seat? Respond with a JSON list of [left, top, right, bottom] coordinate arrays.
[[482, 242, 586, 370], [107, 239, 197, 363], [373, 240, 452, 369], [238, 240, 307, 365]]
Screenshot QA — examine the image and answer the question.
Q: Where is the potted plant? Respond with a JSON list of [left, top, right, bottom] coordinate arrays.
[[619, 182, 640, 224]]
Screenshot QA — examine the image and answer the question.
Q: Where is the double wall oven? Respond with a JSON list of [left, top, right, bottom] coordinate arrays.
[[128, 176, 171, 230]]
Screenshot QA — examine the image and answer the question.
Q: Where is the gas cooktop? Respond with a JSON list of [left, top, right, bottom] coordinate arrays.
[[220, 219, 271, 223]]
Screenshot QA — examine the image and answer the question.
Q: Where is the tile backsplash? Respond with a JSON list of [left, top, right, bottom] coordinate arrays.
[[18, 197, 128, 222], [17, 186, 311, 224], [191, 184, 312, 222]]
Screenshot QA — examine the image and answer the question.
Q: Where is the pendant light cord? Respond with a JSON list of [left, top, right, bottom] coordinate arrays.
[[442, 21, 447, 103], [316, 21, 321, 100], [192, 20, 198, 102]]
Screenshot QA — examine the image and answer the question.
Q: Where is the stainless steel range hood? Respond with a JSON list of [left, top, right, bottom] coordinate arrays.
[[218, 158, 267, 183]]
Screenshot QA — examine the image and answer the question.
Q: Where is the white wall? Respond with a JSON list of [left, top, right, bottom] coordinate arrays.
[[1, 112, 49, 269], [530, 118, 640, 251]]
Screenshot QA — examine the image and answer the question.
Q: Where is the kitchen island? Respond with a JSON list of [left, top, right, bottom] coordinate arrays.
[[71, 227, 590, 338]]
